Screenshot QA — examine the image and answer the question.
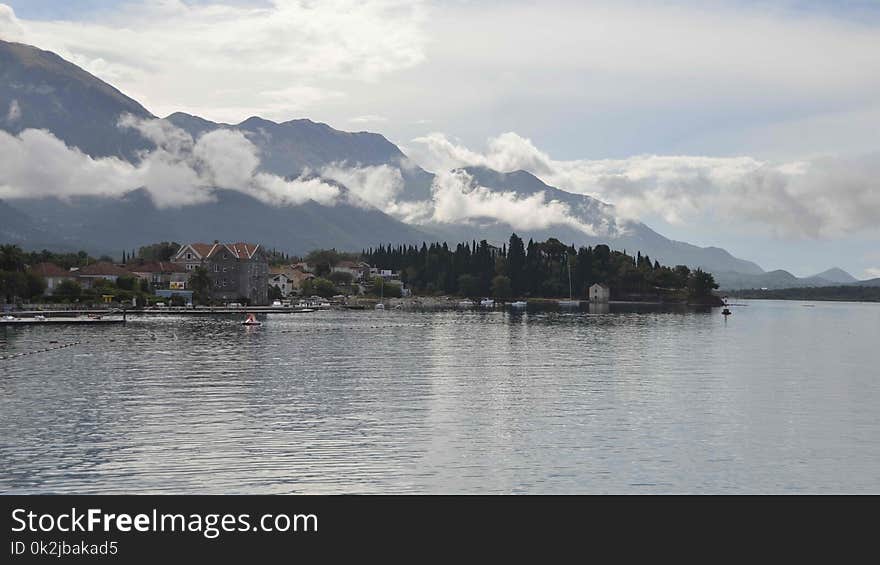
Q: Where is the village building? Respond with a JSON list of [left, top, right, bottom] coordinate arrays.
[[29, 263, 76, 294], [75, 262, 131, 289], [269, 268, 294, 298], [589, 283, 610, 303], [172, 242, 269, 305], [288, 267, 315, 295], [331, 260, 371, 282], [128, 261, 188, 290]]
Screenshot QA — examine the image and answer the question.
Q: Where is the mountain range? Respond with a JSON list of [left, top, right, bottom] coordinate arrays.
[[0, 38, 863, 288]]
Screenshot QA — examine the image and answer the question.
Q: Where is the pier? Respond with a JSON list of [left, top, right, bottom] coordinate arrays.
[[1, 316, 126, 326]]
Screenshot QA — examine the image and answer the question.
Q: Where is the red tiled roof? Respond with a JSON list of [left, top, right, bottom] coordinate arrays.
[[223, 242, 260, 259], [29, 262, 73, 278], [178, 242, 260, 260], [188, 243, 219, 258], [77, 262, 131, 277]]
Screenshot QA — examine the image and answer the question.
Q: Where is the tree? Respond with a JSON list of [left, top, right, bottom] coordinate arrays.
[[457, 274, 480, 297], [381, 281, 402, 298], [116, 275, 137, 291], [138, 242, 180, 262], [0, 271, 25, 303], [25, 273, 46, 299], [268, 285, 283, 301], [0, 244, 25, 272], [491, 275, 512, 300], [55, 279, 82, 300], [305, 249, 349, 277], [507, 233, 526, 295], [188, 267, 212, 305], [327, 270, 354, 286], [310, 278, 337, 298], [687, 269, 719, 299]]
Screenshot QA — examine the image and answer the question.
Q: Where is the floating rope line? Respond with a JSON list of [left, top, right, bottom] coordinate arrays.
[[0, 341, 81, 361]]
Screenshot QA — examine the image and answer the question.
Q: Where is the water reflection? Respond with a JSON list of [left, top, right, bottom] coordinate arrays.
[[1, 301, 878, 493]]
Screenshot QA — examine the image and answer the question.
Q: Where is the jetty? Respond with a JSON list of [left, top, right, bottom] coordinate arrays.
[[8, 307, 316, 317], [1, 316, 126, 326]]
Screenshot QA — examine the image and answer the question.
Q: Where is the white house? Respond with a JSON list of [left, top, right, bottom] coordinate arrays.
[[589, 283, 610, 302], [269, 271, 294, 298], [29, 263, 76, 294]]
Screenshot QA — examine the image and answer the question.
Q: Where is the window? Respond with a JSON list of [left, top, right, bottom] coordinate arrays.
[[186, 253, 193, 260]]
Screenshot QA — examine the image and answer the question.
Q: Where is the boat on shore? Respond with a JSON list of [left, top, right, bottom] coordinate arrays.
[[479, 298, 495, 308], [510, 301, 528, 308]]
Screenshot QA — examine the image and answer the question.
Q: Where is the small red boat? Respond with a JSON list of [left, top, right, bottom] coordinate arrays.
[[241, 313, 261, 326]]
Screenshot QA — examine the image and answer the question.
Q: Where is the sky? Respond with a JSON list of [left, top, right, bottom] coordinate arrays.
[[1, 0, 879, 278]]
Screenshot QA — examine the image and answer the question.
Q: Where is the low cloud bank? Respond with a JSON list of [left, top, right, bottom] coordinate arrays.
[[321, 164, 604, 235], [0, 115, 341, 207], [0, 115, 601, 235], [410, 132, 880, 239]]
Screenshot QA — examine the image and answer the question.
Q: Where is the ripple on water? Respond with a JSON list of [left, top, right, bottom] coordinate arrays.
[[1, 302, 879, 493]]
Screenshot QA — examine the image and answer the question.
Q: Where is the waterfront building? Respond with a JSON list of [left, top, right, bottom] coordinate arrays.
[[172, 242, 269, 305], [128, 261, 187, 290], [589, 283, 610, 303], [269, 269, 294, 298], [76, 262, 131, 289]]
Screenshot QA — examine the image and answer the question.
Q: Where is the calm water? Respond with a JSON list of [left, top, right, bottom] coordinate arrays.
[[1, 300, 878, 494]]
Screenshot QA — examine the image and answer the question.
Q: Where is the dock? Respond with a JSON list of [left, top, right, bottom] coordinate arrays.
[[0, 316, 126, 326], [9, 307, 319, 317]]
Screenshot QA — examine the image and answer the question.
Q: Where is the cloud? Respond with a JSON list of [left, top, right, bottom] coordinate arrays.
[[321, 164, 404, 211], [410, 132, 880, 239], [319, 162, 433, 224], [0, 116, 341, 208], [5, 99, 20, 123], [0, 3, 24, 41], [318, 162, 601, 233], [7, 0, 427, 123], [428, 169, 599, 235], [865, 267, 880, 279], [349, 115, 388, 124]]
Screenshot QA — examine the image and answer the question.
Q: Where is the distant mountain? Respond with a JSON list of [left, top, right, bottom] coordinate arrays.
[[1, 38, 766, 275], [852, 278, 880, 287], [6, 189, 430, 255], [451, 167, 765, 274], [810, 267, 857, 284], [0, 198, 49, 243], [714, 269, 859, 290], [165, 112, 437, 203], [0, 38, 153, 160]]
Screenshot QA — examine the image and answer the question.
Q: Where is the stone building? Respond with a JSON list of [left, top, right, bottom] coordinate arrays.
[[172, 242, 269, 305]]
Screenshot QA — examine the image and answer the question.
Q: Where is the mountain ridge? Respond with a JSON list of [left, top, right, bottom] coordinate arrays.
[[2, 38, 773, 275]]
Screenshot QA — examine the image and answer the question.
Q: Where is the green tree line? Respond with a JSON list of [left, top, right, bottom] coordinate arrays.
[[362, 234, 718, 300]]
